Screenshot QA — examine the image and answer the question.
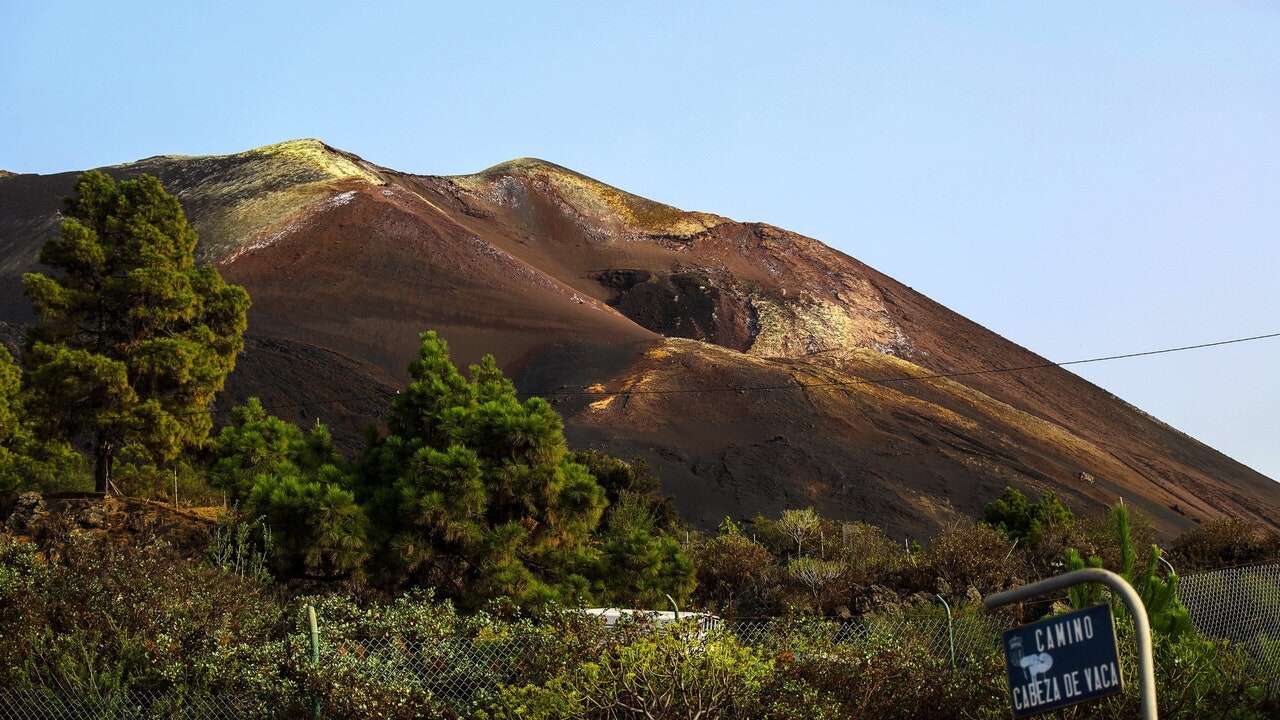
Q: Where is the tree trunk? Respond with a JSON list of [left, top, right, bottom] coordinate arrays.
[[94, 435, 114, 494]]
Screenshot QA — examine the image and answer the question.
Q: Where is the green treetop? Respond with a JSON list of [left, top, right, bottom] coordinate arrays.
[[210, 398, 345, 505], [210, 398, 368, 580], [0, 346, 84, 493], [1066, 500, 1194, 640], [359, 331, 694, 609], [983, 485, 1074, 546], [22, 171, 249, 493], [360, 331, 609, 606]]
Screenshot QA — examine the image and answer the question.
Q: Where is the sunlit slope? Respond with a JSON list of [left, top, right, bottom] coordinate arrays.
[[0, 140, 1275, 537]]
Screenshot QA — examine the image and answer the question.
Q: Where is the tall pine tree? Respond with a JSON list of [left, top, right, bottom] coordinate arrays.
[[359, 331, 696, 609], [209, 398, 369, 579], [22, 171, 249, 493], [360, 331, 608, 607]]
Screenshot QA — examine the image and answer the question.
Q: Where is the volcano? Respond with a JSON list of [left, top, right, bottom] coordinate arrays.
[[1, 139, 1275, 538]]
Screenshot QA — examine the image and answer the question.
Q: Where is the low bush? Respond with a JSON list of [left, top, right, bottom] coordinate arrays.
[[1170, 517, 1280, 571], [495, 620, 773, 720], [1, 523, 1275, 719], [694, 520, 782, 617], [908, 522, 1027, 598], [758, 619, 1006, 720], [1045, 613, 1273, 719], [0, 529, 283, 704]]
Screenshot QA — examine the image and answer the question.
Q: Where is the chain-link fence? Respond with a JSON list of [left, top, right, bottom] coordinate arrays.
[[0, 691, 264, 720], [0, 610, 1004, 718], [1180, 562, 1280, 685], [727, 612, 1007, 663], [314, 611, 1009, 712], [3, 564, 1278, 718]]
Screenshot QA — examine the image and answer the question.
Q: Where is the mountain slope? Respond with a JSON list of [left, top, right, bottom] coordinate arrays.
[[1, 140, 1275, 538]]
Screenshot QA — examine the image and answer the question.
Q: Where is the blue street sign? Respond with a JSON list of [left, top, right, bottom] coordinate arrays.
[[1002, 604, 1124, 717]]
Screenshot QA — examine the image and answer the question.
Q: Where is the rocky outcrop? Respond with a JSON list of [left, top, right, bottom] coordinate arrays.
[[5, 492, 47, 535], [0, 494, 214, 555]]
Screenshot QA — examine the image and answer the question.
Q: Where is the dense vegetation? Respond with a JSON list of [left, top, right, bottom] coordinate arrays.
[[2, 173, 1278, 717], [1, 502, 1273, 719], [1, 172, 695, 610], [201, 330, 695, 610], [21, 170, 249, 493], [0, 345, 82, 493]]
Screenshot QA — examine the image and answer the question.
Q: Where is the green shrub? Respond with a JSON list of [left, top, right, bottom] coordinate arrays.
[[1054, 613, 1274, 719], [0, 345, 86, 494], [3, 518, 1274, 720], [206, 512, 273, 582], [833, 521, 902, 585], [1170, 517, 1280, 571], [1067, 501, 1194, 640], [786, 557, 846, 605], [982, 486, 1074, 547], [758, 615, 1006, 720], [210, 398, 369, 580], [0, 530, 283, 701], [694, 519, 781, 617], [496, 622, 773, 720], [913, 522, 1026, 597]]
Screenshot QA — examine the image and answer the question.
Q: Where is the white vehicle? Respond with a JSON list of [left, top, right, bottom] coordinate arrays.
[[579, 608, 722, 633]]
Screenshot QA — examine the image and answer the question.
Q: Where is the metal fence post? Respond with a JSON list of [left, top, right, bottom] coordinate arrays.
[[984, 568, 1158, 720], [307, 604, 321, 719], [935, 593, 956, 670]]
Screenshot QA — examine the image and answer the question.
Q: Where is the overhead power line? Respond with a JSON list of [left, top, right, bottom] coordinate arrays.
[[524, 330, 1280, 398], [189, 330, 1279, 415]]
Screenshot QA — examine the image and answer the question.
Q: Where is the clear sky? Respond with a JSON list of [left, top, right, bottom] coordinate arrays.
[[3, 2, 1278, 479]]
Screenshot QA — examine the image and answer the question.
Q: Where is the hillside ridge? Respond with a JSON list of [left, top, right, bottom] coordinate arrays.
[[1, 139, 1276, 538]]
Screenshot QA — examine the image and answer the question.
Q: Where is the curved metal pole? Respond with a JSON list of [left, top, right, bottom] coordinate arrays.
[[935, 593, 956, 670], [984, 568, 1157, 720]]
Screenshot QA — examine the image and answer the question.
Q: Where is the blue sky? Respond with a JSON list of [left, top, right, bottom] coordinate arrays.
[[3, 1, 1278, 479]]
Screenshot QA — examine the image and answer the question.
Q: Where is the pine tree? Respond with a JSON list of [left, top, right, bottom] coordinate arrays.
[[1066, 501, 1194, 640], [572, 450, 681, 531], [0, 346, 26, 493], [210, 398, 368, 579], [360, 332, 609, 607], [596, 492, 695, 608], [0, 346, 84, 492], [22, 171, 249, 493], [983, 485, 1074, 546], [209, 398, 341, 504], [358, 331, 694, 608]]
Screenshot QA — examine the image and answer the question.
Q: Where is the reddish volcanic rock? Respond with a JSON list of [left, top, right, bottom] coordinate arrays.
[[1, 140, 1275, 538]]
